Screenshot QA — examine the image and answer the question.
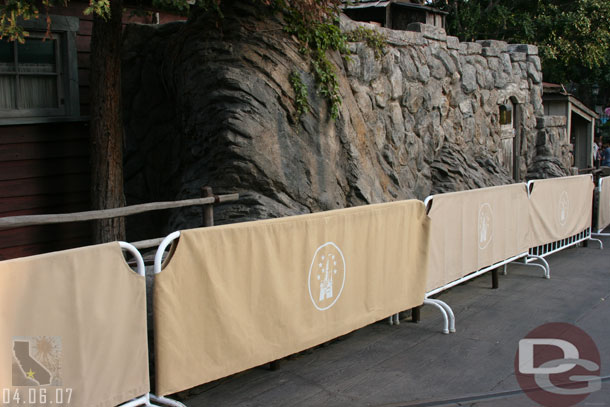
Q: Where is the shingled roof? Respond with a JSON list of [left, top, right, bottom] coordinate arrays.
[[341, 0, 448, 14]]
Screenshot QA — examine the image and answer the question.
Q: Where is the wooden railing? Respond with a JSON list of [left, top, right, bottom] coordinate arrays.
[[0, 187, 239, 250]]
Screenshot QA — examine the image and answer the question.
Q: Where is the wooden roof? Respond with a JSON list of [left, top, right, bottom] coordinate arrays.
[[341, 0, 448, 14]]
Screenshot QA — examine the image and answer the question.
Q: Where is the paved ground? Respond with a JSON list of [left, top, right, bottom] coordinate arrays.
[[179, 235, 610, 407]]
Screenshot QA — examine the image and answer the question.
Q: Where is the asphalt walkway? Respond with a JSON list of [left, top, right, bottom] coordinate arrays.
[[180, 235, 610, 407]]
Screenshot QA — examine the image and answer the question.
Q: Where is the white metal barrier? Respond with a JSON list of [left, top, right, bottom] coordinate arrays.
[[419, 184, 534, 334], [118, 241, 186, 407], [528, 227, 602, 257], [120, 393, 186, 407], [593, 176, 610, 237], [421, 250, 531, 334], [518, 227, 602, 276], [147, 176, 606, 360], [509, 178, 603, 276]]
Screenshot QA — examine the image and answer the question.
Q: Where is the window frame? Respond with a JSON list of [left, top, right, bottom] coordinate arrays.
[[499, 102, 513, 127], [0, 15, 80, 125]]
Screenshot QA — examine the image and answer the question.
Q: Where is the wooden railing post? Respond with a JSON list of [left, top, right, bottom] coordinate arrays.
[[201, 186, 215, 227]]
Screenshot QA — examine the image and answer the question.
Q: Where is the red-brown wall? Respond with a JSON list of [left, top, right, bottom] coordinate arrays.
[[0, 122, 91, 260]]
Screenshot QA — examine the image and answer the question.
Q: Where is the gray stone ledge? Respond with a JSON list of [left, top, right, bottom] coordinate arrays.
[[510, 52, 527, 62], [341, 15, 427, 47], [507, 44, 538, 55], [477, 40, 508, 52], [464, 42, 483, 55], [446, 36, 460, 50], [406, 23, 447, 42], [481, 47, 499, 57], [536, 115, 567, 129]]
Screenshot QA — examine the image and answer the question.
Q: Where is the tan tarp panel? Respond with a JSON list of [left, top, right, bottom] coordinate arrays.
[[426, 184, 530, 293], [598, 176, 610, 232], [0, 243, 149, 407], [154, 200, 430, 395], [529, 175, 594, 247]]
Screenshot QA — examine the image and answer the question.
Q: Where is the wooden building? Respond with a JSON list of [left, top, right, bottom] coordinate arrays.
[[0, 3, 183, 260], [341, 0, 447, 30], [543, 83, 599, 170]]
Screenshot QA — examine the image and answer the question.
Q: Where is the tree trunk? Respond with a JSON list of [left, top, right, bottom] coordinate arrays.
[[89, 0, 126, 243]]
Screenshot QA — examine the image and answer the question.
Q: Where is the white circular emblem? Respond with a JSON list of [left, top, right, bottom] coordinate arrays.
[[478, 203, 493, 250], [558, 191, 569, 226], [308, 242, 346, 311]]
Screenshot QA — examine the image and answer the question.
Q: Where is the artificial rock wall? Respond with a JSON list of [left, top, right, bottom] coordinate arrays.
[[122, 1, 566, 236], [528, 115, 573, 179], [339, 17, 545, 194]]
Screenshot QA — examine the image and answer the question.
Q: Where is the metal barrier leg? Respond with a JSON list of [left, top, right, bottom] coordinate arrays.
[[423, 299, 449, 334], [118, 396, 150, 407], [588, 237, 604, 249], [427, 299, 455, 333], [120, 393, 187, 407], [491, 269, 499, 289], [388, 312, 401, 325], [150, 394, 188, 407], [502, 264, 508, 276], [525, 254, 550, 279]]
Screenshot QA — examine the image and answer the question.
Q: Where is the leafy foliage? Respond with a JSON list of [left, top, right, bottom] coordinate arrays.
[[535, 0, 610, 87], [289, 71, 311, 116], [283, 2, 347, 119], [345, 26, 387, 60], [284, 10, 388, 118], [0, 0, 55, 41], [282, 3, 388, 119], [84, 0, 111, 18]]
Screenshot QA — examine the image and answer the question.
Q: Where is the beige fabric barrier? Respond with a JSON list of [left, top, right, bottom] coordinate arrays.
[[528, 175, 594, 247], [426, 184, 530, 293], [154, 200, 430, 395], [598, 176, 610, 232], [0, 243, 149, 407]]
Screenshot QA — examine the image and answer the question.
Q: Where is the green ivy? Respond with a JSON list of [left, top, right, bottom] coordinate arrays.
[[289, 71, 310, 116], [284, 9, 348, 120], [345, 26, 387, 60], [83, 0, 110, 19], [0, 0, 52, 42], [283, 9, 388, 119]]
